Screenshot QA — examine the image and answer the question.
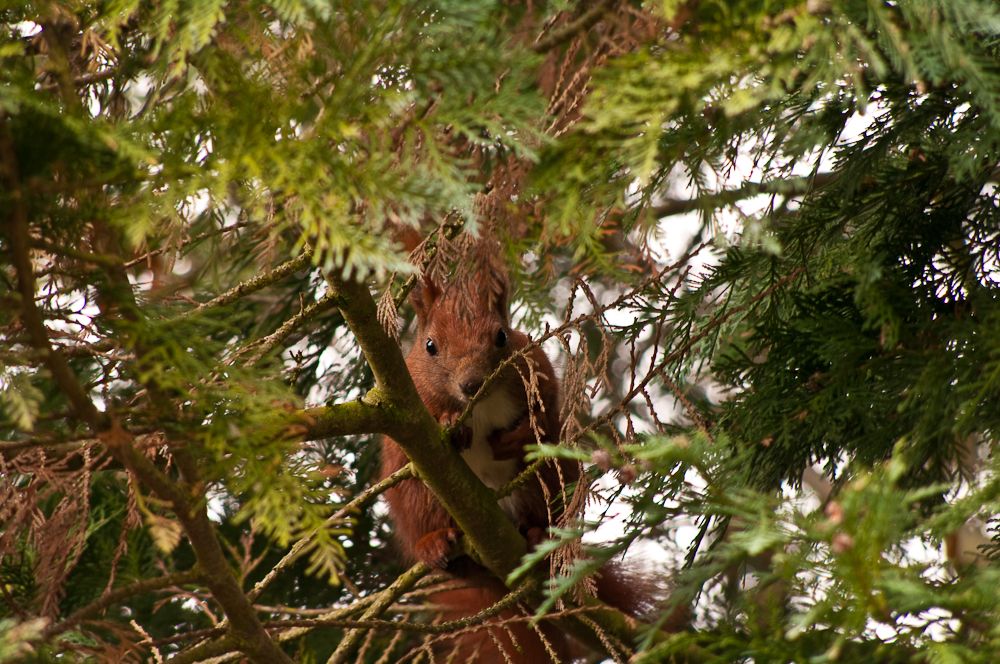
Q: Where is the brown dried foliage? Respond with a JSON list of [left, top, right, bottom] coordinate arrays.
[[0, 443, 108, 619]]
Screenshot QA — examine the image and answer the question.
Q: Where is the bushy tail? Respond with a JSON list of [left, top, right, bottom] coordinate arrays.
[[596, 561, 691, 632], [429, 563, 687, 663]]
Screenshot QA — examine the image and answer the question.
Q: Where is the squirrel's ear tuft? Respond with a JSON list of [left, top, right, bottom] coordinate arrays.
[[395, 226, 424, 254], [482, 259, 510, 321], [410, 275, 442, 327], [467, 241, 510, 320]]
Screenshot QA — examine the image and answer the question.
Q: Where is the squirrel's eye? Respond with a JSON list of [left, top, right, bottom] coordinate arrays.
[[495, 328, 507, 348], [426, 338, 438, 356]]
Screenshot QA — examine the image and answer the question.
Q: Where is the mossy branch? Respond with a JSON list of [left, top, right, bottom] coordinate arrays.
[[327, 562, 433, 663], [323, 270, 530, 576]]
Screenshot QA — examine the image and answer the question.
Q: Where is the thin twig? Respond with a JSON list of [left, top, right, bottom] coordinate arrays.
[[327, 558, 438, 663], [278, 578, 538, 636], [247, 464, 414, 602], [43, 570, 205, 639], [649, 173, 837, 218], [570, 267, 807, 447], [496, 263, 804, 494], [188, 246, 314, 316], [236, 291, 343, 367], [532, 0, 617, 54], [123, 222, 253, 268]]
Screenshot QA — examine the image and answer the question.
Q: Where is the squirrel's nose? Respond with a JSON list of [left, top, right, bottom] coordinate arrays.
[[460, 379, 483, 398]]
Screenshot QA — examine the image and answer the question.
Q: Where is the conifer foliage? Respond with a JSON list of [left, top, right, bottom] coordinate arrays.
[[2, 1, 1000, 662]]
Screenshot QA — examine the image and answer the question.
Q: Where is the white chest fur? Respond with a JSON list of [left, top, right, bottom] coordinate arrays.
[[460, 390, 525, 521]]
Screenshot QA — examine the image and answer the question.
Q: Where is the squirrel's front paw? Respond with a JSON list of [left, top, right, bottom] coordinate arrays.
[[487, 416, 538, 459], [440, 413, 472, 450], [523, 526, 547, 550], [414, 528, 460, 569]]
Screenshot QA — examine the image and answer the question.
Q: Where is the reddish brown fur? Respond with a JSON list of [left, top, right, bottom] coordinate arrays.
[[380, 250, 657, 661]]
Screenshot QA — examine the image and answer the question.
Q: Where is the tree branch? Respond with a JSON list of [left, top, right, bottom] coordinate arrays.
[[61, 338, 119, 360], [42, 570, 205, 639], [75, 67, 118, 86], [291, 398, 397, 440], [0, 437, 96, 459], [107, 431, 295, 664], [164, 635, 239, 664], [124, 222, 253, 268], [263, 575, 536, 639], [39, 17, 83, 113], [650, 173, 838, 218], [190, 246, 314, 315], [186, 565, 442, 664], [29, 237, 124, 269], [238, 291, 343, 367], [532, 0, 617, 54], [328, 562, 433, 663], [1, 113, 105, 431]]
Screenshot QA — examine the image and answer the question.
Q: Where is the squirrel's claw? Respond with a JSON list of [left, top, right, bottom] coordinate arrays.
[[440, 413, 473, 450], [523, 526, 547, 550], [415, 527, 460, 569], [487, 415, 541, 460]]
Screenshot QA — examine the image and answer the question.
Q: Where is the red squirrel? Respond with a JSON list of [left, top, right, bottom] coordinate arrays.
[[380, 254, 572, 571], [380, 249, 658, 662]]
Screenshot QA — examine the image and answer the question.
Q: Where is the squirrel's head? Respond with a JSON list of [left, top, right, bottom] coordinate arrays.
[[409, 254, 514, 403]]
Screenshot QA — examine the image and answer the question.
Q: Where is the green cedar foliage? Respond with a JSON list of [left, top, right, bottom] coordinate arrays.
[[1, 1, 1000, 663]]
